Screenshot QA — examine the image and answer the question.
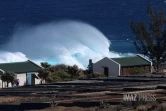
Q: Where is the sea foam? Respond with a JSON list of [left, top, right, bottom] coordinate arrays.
[[2, 20, 134, 69]]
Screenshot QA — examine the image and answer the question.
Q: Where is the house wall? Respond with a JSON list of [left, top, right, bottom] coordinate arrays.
[[17, 73, 27, 86], [160, 63, 166, 72], [137, 55, 152, 73], [0, 72, 41, 88], [27, 72, 41, 85], [0, 80, 9, 88], [0, 69, 4, 74], [120, 65, 151, 75], [34, 72, 41, 84], [93, 57, 120, 77], [0, 73, 26, 88]]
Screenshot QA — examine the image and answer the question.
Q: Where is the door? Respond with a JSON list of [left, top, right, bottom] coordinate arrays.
[[104, 67, 109, 77], [31, 74, 35, 85], [27, 72, 35, 85]]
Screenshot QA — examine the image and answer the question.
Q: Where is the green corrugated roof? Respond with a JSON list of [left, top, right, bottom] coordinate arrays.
[[0, 60, 42, 73], [111, 56, 150, 67]]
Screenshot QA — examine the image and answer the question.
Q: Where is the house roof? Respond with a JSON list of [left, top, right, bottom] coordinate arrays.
[[111, 55, 151, 67], [0, 60, 42, 73]]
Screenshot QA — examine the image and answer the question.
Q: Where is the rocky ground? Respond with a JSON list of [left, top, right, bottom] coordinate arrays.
[[28, 102, 166, 111], [1, 76, 166, 110]]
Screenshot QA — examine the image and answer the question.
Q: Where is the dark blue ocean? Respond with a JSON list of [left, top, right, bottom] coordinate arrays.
[[0, 0, 166, 69], [0, 0, 166, 53]]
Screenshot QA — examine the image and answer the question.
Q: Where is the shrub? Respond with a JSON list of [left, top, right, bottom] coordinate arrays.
[[67, 65, 84, 79], [99, 101, 111, 109], [51, 74, 61, 82], [87, 72, 105, 78], [67, 65, 79, 78], [78, 73, 86, 79], [131, 67, 146, 74], [51, 70, 71, 82]]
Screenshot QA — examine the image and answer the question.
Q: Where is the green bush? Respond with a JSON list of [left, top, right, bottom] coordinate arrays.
[[51, 70, 71, 82], [39, 63, 87, 82], [87, 72, 105, 78], [51, 74, 61, 82], [131, 67, 146, 74]]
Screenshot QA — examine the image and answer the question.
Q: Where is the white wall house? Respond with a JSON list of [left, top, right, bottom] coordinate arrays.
[[92, 55, 152, 77], [0, 60, 42, 88], [93, 57, 120, 77]]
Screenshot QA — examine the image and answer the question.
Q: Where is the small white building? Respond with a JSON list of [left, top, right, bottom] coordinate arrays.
[[0, 60, 42, 88], [92, 55, 152, 77]]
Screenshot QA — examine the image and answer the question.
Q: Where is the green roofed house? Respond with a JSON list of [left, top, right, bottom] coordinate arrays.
[[92, 55, 152, 77], [0, 60, 42, 88]]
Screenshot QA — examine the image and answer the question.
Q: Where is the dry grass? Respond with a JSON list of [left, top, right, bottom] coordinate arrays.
[[0, 96, 36, 103], [0, 96, 22, 103], [28, 106, 115, 111]]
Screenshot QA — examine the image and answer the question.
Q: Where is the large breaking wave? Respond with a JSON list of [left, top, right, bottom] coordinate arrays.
[[1, 20, 134, 69]]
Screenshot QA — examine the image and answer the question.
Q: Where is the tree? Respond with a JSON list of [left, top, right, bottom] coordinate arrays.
[[37, 69, 50, 84], [38, 62, 52, 84], [49, 64, 68, 72], [67, 65, 83, 79], [41, 62, 51, 69], [1, 72, 15, 87], [130, 6, 166, 72]]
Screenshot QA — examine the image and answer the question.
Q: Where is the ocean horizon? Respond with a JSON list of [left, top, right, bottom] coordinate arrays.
[[0, 0, 165, 68]]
